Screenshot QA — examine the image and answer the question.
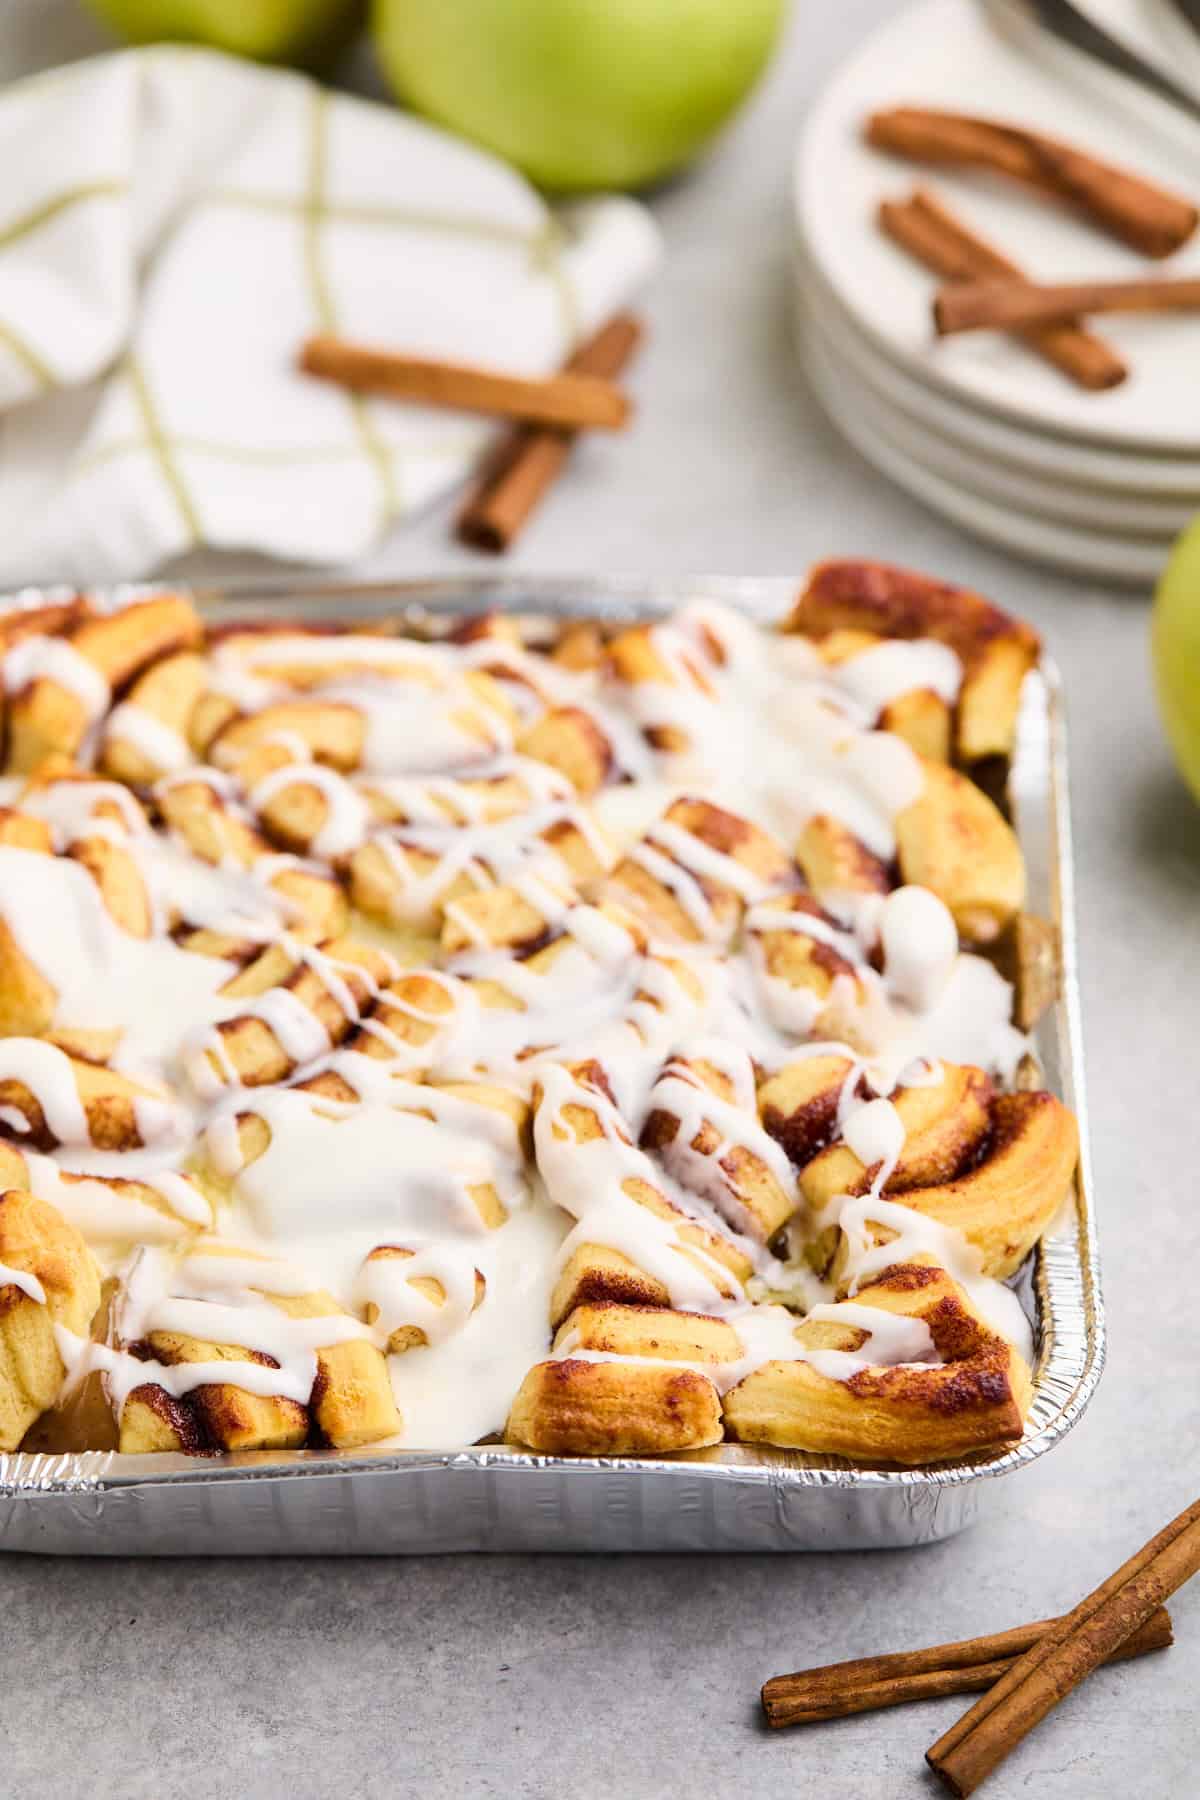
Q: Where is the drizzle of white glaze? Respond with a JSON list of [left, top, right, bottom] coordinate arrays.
[[3, 636, 110, 722], [103, 703, 191, 774], [832, 639, 962, 715], [0, 1259, 47, 1303]]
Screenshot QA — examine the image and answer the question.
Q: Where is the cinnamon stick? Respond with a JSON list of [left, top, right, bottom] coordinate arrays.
[[761, 1608, 1171, 1729], [928, 1496, 1200, 1796], [866, 107, 1198, 258], [878, 188, 1128, 390], [935, 274, 1200, 336], [457, 314, 644, 553], [299, 336, 630, 431]]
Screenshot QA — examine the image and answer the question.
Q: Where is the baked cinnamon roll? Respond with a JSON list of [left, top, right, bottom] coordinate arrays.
[[4, 593, 201, 773], [787, 559, 1039, 763], [0, 574, 1074, 1471], [722, 1261, 1032, 1464]]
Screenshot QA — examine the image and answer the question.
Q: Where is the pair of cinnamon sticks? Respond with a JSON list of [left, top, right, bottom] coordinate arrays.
[[300, 316, 643, 552], [763, 1493, 1200, 1796], [879, 188, 1126, 392], [868, 106, 1200, 391]]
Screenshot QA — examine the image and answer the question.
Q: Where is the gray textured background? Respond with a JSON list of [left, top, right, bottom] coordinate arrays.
[[3, 3, 1198, 1795]]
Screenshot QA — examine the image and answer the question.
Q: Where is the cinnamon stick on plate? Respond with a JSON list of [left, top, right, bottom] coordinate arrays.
[[761, 1607, 1172, 1730], [935, 274, 1200, 336], [866, 107, 1198, 258], [458, 313, 644, 553], [300, 336, 631, 431], [928, 1495, 1200, 1797], [878, 186, 1128, 390]]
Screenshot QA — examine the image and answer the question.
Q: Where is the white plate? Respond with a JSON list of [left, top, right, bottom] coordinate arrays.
[[797, 0, 1200, 452], [798, 290, 1191, 538], [798, 310, 1166, 586], [797, 274, 1200, 540], [799, 294, 1186, 544], [795, 238, 1200, 498]]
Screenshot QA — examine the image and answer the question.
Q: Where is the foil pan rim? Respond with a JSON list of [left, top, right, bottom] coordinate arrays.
[[0, 575, 1104, 1509]]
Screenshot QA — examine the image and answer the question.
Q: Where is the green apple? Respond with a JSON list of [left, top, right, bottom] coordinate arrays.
[[370, 0, 787, 191], [1152, 518, 1200, 802], [84, 0, 365, 67]]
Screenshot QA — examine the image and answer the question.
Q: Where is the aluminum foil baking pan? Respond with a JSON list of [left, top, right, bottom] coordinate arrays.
[[0, 575, 1103, 1554]]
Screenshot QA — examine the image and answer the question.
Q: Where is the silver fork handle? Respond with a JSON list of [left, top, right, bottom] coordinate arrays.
[[1002, 0, 1200, 125]]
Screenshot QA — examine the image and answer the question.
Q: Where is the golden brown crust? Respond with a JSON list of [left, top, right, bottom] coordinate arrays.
[[828, 1091, 1078, 1284], [790, 1073, 1079, 1285], [788, 559, 1039, 762], [517, 705, 614, 795], [270, 1288, 400, 1449], [794, 815, 891, 905], [800, 1064, 995, 1216], [507, 1357, 724, 1455], [758, 1054, 856, 1168], [0, 1189, 102, 1451], [100, 650, 208, 786], [896, 759, 1025, 943], [211, 701, 365, 774], [124, 1250, 402, 1454], [879, 687, 953, 762], [5, 595, 201, 773], [794, 559, 1033, 657], [0, 807, 54, 854], [67, 835, 153, 937], [555, 1301, 742, 1365]]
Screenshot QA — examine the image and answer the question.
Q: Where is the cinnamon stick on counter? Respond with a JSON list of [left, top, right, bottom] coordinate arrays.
[[300, 337, 631, 431], [928, 1495, 1200, 1797], [867, 107, 1198, 258], [878, 187, 1128, 390], [935, 274, 1200, 336], [458, 313, 644, 553], [761, 1608, 1172, 1730]]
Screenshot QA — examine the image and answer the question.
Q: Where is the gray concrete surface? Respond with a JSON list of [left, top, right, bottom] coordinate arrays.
[[3, 3, 1198, 1795]]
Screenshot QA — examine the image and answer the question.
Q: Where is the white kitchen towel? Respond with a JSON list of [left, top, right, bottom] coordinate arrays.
[[0, 47, 660, 585]]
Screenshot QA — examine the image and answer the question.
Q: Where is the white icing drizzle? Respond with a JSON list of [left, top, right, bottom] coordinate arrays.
[[0, 1039, 91, 1145], [21, 777, 149, 845], [644, 1043, 799, 1241], [0, 846, 240, 1070], [553, 1295, 938, 1392], [836, 1195, 1033, 1365], [25, 1154, 210, 1246], [0, 1259, 46, 1303], [53, 1325, 312, 1413], [880, 886, 958, 1012], [841, 1097, 907, 1177], [3, 636, 110, 723], [832, 639, 962, 715], [103, 703, 191, 774], [371, 800, 598, 927], [250, 763, 370, 859], [645, 817, 777, 905], [357, 1244, 481, 1348]]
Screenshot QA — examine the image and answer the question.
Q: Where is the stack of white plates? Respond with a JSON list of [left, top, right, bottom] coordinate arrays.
[[793, 0, 1200, 586]]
